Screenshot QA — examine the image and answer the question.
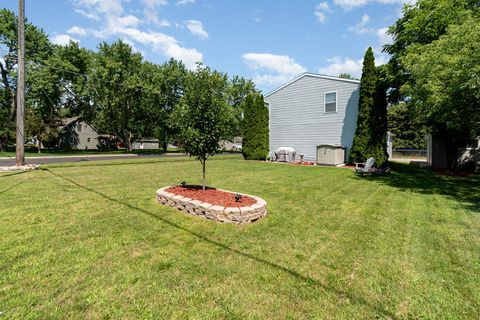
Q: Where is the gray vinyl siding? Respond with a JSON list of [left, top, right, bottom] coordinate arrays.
[[265, 75, 359, 162]]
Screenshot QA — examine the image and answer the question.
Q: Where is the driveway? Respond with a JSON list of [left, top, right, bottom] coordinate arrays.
[[0, 153, 185, 166]]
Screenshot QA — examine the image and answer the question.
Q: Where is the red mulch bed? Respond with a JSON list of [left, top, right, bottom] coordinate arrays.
[[166, 186, 257, 208], [290, 161, 316, 166]]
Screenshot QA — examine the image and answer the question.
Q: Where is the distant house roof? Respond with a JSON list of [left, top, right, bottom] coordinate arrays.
[[60, 116, 80, 128], [60, 116, 100, 135], [265, 72, 360, 98]]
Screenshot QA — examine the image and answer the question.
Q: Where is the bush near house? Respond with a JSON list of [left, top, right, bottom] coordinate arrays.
[[242, 93, 269, 160]]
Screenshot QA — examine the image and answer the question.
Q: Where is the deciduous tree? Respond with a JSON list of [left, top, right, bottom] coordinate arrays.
[[172, 64, 234, 189]]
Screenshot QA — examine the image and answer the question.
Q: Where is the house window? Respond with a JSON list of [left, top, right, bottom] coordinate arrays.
[[324, 92, 337, 113], [78, 123, 83, 132]]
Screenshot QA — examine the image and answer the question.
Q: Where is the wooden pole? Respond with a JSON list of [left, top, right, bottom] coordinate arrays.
[[16, 0, 25, 166]]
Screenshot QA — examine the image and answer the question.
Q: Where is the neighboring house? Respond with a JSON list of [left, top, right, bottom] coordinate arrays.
[[265, 73, 360, 164], [219, 136, 242, 151], [58, 117, 111, 150], [132, 138, 160, 150]]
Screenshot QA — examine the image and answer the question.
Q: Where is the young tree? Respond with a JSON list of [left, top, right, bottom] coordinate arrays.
[[242, 92, 269, 160], [172, 64, 234, 190]]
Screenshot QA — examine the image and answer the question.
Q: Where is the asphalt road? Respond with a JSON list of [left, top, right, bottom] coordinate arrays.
[[0, 153, 185, 166]]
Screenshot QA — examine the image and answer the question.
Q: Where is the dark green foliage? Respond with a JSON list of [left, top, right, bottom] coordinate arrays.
[[385, 0, 480, 168], [350, 48, 389, 165], [0, 9, 52, 151], [242, 93, 269, 160], [226, 76, 257, 136], [387, 103, 426, 149], [338, 73, 357, 80], [350, 48, 385, 165], [172, 64, 235, 189]]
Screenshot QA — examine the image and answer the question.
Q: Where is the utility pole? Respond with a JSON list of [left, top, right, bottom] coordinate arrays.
[[16, 0, 25, 166]]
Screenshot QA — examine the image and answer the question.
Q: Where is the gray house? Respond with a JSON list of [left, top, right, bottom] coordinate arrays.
[[132, 138, 160, 150], [265, 73, 360, 164], [59, 117, 111, 150]]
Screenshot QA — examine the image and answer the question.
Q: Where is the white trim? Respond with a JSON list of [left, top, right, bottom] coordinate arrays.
[[324, 91, 337, 113], [264, 72, 360, 98]]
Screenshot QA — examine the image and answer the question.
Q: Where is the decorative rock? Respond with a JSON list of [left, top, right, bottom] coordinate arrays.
[[156, 186, 267, 224], [0, 164, 40, 172]]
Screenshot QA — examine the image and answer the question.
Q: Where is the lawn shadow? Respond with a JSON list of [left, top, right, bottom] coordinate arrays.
[[45, 168, 395, 318], [0, 182, 23, 195], [365, 163, 480, 212], [0, 170, 31, 179]]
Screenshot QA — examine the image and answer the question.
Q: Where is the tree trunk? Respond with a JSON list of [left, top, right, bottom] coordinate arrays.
[[162, 128, 168, 152], [37, 138, 41, 154], [202, 159, 206, 190]]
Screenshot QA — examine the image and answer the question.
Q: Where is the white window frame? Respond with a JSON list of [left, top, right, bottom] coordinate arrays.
[[324, 91, 337, 113]]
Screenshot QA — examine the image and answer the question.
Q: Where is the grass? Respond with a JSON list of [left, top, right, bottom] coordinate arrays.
[[1, 156, 479, 319]]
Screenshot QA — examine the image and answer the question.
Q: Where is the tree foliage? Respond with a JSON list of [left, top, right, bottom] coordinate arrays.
[[387, 103, 426, 149], [242, 93, 269, 160], [0, 9, 257, 158], [172, 64, 235, 189], [350, 48, 388, 165], [0, 8, 52, 150], [385, 0, 480, 168]]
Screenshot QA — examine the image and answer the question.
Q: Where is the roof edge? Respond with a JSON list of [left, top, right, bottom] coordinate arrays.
[[264, 72, 360, 98]]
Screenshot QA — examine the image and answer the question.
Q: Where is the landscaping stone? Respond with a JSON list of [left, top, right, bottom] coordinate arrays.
[[0, 164, 40, 172], [156, 186, 267, 224]]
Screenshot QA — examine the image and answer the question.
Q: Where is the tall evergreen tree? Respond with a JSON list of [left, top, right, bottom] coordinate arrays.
[[242, 92, 269, 160], [349, 48, 388, 165], [349, 47, 377, 164]]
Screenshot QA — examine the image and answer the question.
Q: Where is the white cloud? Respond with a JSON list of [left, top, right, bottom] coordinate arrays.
[[315, 2, 332, 24], [120, 27, 202, 69], [348, 14, 371, 34], [376, 27, 393, 46], [177, 0, 195, 5], [71, 0, 203, 69], [319, 57, 363, 78], [184, 20, 209, 39], [141, 0, 170, 27], [319, 50, 389, 78], [243, 53, 306, 86], [334, 0, 411, 10], [72, 0, 124, 17], [50, 34, 80, 45], [142, 0, 168, 7], [67, 26, 88, 36]]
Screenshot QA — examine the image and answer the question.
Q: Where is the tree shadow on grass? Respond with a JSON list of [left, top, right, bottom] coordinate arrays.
[[44, 168, 395, 318], [0, 182, 23, 196], [361, 163, 480, 213]]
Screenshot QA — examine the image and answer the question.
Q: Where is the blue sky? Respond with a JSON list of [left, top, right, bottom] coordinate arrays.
[[3, 0, 409, 93]]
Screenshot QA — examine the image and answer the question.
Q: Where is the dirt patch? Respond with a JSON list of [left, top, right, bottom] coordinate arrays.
[[166, 185, 257, 208]]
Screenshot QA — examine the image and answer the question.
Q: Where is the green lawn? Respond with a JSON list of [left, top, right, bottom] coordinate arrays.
[[1, 157, 479, 319]]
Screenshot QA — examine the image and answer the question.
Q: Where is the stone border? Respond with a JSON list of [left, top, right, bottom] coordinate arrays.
[[0, 164, 40, 172], [156, 186, 267, 224]]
